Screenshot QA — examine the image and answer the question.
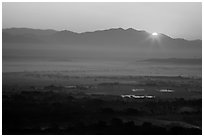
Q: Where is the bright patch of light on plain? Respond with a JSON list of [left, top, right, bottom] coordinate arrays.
[[152, 32, 158, 36]]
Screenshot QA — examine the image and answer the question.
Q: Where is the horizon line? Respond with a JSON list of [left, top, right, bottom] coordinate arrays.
[[2, 27, 202, 41]]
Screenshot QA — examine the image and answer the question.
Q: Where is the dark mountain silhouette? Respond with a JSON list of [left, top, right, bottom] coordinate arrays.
[[2, 32, 44, 43], [3, 27, 201, 46], [3, 28, 57, 36], [2, 27, 202, 59]]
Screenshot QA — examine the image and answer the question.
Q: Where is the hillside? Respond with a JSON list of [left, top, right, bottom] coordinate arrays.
[[2, 28, 202, 59]]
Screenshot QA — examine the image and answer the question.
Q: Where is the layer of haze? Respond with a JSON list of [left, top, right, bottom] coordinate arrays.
[[3, 2, 202, 40]]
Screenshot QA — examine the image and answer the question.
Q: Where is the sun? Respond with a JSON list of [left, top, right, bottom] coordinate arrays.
[[152, 32, 158, 36]]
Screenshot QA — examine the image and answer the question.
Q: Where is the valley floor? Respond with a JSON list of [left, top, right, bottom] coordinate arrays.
[[2, 71, 202, 135]]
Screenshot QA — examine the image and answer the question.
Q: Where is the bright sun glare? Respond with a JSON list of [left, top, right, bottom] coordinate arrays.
[[152, 32, 158, 36]]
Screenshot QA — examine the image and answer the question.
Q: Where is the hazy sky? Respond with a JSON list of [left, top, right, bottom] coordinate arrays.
[[3, 2, 202, 40]]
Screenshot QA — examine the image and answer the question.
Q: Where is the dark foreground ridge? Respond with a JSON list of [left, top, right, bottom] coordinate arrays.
[[3, 89, 202, 135], [3, 73, 202, 135]]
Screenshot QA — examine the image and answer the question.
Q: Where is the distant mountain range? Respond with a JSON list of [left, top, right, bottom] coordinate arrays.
[[3, 27, 202, 45], [2, 27, 202, 59]]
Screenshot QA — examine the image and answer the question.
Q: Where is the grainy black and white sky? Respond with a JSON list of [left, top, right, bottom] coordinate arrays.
[[2, 2, 202, 40]]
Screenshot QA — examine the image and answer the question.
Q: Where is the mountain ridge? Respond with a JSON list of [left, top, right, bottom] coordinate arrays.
[[2, 27, 202, 59], [2, 27, 202, 41]]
